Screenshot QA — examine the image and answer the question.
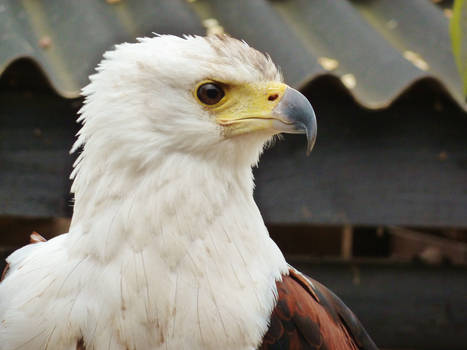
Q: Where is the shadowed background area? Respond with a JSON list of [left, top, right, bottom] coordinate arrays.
[[0, 1, 466, 349]]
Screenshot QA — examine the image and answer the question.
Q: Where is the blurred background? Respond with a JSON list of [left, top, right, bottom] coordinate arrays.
[[0, 0, 466, 349]]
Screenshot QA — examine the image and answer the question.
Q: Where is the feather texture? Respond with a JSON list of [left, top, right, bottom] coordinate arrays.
[[0, 232, 46, 283], [260, 267, 378, 350]]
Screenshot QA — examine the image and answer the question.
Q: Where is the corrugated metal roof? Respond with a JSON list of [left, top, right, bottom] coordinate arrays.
[[0, 0, 466, 110]]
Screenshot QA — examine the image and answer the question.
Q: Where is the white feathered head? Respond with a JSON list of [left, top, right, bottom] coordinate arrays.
[[73, 35, 315, 167], [71, 35, 316, 202]]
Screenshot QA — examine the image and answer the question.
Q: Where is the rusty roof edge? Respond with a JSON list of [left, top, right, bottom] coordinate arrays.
[[2, 56, 466, 112]]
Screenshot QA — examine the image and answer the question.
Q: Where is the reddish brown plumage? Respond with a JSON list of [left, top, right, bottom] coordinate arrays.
[[30, 231, 47, 244], [0, 262, 8, 282], [259, 268, 378, 350], [76, 338, 86, 350]]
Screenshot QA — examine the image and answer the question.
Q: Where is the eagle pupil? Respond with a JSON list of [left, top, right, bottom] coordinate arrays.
[[207, 88, 218, 99], [198, 83, 224, 105]]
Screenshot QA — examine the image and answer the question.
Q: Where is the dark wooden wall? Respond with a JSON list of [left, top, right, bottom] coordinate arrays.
[[255, 78, 467, 228], [0, 60, 79, 217], [293, 260, 467, 350], [1, 62, 466, 227]]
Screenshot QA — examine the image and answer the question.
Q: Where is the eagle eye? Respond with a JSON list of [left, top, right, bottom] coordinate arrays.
[[197, 83, 225, 105]]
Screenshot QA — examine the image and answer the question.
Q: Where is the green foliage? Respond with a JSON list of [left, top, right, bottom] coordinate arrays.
[[450, 0, 467, 99]]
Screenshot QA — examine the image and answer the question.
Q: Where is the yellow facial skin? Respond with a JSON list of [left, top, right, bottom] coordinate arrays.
[[194, 81, 289, 137]]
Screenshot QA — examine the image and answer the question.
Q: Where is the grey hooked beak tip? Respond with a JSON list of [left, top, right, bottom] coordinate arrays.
[[272, 87, 317, 155]]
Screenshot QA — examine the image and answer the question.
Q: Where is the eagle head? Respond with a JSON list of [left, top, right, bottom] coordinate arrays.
[[73, 35, 316, 174]]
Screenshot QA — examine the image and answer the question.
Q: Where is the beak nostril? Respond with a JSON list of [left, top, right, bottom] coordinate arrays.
[[268, 94, 279, 101]]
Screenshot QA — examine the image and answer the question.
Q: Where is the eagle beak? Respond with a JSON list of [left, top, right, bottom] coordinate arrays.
[[272, 87, 317, 155], [217, 83, 317, 155]]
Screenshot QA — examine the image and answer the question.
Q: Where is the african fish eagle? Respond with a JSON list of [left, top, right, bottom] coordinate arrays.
[[0, 35, 378, 350]]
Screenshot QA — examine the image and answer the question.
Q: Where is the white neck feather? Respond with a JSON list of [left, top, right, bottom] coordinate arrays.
[[66, 151, 288, 349]]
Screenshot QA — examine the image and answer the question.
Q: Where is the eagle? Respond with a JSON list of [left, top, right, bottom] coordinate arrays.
[[0, 35, 378, 350]]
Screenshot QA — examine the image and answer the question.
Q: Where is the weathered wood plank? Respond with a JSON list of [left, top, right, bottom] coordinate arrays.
[[0, 90, 79, 217]]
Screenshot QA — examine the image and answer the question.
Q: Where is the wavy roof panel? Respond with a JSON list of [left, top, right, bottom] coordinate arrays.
[[1, 0, 465, 110]]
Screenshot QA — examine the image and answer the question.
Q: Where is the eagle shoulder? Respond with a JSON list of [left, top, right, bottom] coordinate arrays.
[[259, 267, 378, 350]]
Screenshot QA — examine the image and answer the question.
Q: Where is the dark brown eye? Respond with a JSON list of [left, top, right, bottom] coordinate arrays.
[[197, 83, 225, 105]]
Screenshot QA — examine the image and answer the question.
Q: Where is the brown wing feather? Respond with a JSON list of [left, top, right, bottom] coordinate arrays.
[[0, 263, 9, 282], [30, 231, 47, 244], [259, 267, 378, 350], [76, 338, 86, 350]]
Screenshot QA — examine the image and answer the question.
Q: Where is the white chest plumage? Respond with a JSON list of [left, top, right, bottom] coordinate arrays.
[[0, 157, 288, 350]]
